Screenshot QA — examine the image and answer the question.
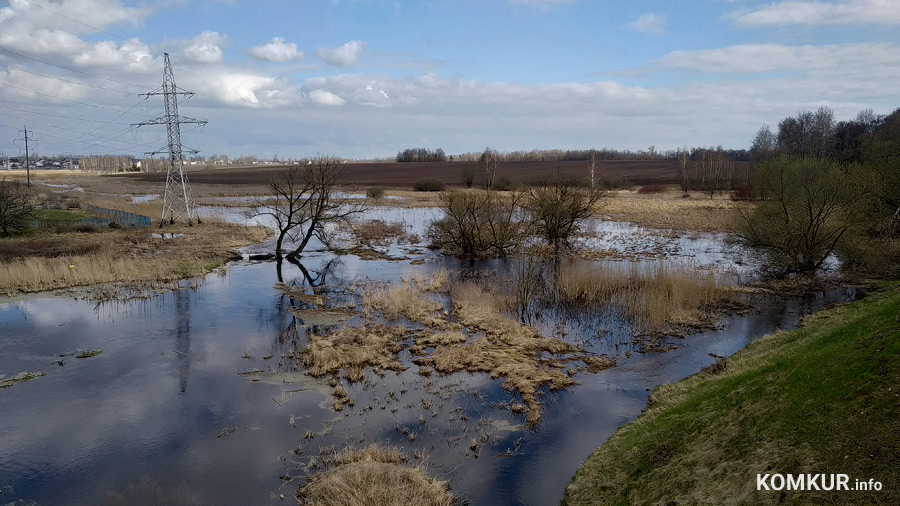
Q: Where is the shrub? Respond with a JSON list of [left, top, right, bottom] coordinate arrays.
[[428, 189, 525, 257], [413, 177, 446, 192], [493, 174, 516, 191], [637, 184, 666, 194], [524, 175, 606, 254], [366, 186, 385, 199], [730, 185, 753, 201], [737, 157, 861, 277]]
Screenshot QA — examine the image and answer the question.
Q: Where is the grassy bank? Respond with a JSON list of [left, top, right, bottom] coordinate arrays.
[[0, 220, 268, 296], [563, 284, 900, 506]]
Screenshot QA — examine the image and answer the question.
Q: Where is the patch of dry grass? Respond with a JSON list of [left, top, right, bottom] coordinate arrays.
[[601, 190, 746, 232], [300, 325, 409, 383], [0, 220, 268, 296], [557, 260, 730, 335], [298, 445, 453, 506], [361, 273, 447, 322], [415, 282, 614, 426], [352, 220, 407, 246]]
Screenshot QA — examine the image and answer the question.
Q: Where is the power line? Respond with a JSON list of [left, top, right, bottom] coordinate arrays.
[[0, 47, 153, 90], [0, 79, 148, 116], [0, 62, 138, 95], [14, 127, 37, 186], [14, 0, 155, 53], [2, 105, 134, 125], [0, 109, 156, 151]]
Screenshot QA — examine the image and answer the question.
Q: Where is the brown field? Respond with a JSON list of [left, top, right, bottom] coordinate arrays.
[[118, 160, 751, 188]]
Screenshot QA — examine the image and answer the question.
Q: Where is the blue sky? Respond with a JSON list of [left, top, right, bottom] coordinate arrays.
[[1, 0, 898, 160]]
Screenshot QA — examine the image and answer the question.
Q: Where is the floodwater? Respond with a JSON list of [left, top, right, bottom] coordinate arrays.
[[0, 204, 857, 506]]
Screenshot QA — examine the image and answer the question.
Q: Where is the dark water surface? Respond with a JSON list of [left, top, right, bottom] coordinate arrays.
[[0, 211, 856, 506]]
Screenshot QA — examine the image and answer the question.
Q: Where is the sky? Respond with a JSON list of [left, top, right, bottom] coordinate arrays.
[[0, 0, 898, 161]]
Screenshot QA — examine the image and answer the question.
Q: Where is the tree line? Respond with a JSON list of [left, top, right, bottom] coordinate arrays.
[[739, 107, 900, 278]]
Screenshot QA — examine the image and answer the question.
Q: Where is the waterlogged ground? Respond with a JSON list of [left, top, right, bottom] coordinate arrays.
[[0, 202, 856, 506]]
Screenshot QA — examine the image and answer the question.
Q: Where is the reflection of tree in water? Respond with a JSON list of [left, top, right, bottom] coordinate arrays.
[[272, 257, 347, 370], [174, 288, 193, 395]]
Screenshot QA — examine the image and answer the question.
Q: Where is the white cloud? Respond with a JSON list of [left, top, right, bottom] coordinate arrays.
[[656, 42, 900, 74], [72, 39, 154, 71], [627, 12, 666, 35], [248, 37, 303, 62], [731, 0, 900, 27], [307, 89, 347, 106], [179, 70, 298, 108], [183, 31, 226, 64], [0, 0, 152, 56], [315, 40, 365, 68]]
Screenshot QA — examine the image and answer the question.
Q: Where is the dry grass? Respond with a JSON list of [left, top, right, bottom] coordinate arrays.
[[0, 220, 268, 296], [361, 273, 448, 322], [352, 220, 407, 246], [557, 260, 730, 335], [300, 325, 409, 383], [298, 445, 453, 506], [601, 190, 747, 232], [416, 282, 614, 426]]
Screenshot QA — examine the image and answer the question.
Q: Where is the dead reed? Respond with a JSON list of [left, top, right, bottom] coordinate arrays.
[[415, 282, 614, 426], [0, 220, 268, 295], [360, 271, 449, 323], [557, 260, 728, 335], [300, 325, 409, 383], [298, 445, 453, 506]]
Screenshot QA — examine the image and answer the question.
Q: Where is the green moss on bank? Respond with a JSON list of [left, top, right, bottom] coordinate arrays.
[[563, 284, 900, 506]]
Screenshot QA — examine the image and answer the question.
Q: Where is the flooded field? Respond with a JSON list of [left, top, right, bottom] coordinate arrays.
[[0, 202, 856, 506]]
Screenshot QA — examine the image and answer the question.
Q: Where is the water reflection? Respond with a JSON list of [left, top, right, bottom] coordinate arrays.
[[0, 210, 860, 506], [174, 289, 193, 395]]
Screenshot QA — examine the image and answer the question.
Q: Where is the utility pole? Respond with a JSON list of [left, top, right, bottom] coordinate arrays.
[[15, 127, 37, 187], [133, 53, 207, 226]]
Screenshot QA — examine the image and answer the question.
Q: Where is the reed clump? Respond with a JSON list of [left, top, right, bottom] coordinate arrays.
[[361, 275, 446, 323], [298, 445, 453, 506], [301, 325, 409, 383], [416, 282, 614, 426], [0, 220, 268, 296], [557, 260, 729, 335], [352, 219, 406, 246]]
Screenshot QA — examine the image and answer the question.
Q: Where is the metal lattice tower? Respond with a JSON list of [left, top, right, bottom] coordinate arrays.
[[134, 53, 207, 226]]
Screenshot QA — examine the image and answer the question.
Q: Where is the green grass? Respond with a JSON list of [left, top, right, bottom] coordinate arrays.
[[563, 283, 900, 506], [34, 209, 93, 222], [0, 371, 46, 389]]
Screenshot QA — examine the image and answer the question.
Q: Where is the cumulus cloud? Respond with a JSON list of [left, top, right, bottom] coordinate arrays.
[[627, 12, 666, 35], [315, 40, 365, 68], [177, 69, 298, 108], [249, 37, 303, 62], [307, 89, 347, 106], [72, 39, 154, 71], [183, 31, 226, 64], [730, 0, 900, 27], [0, 0, 152, 56]]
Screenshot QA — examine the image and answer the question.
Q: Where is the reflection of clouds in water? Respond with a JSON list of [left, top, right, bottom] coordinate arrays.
[[15, 298, 97, 327]]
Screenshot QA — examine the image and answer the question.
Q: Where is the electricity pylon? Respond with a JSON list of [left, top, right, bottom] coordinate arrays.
[[134, 53, 207, 226]]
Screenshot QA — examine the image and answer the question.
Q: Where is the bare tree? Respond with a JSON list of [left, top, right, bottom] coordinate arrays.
[[677, 148, 691, 196], [0, 178, 35, 236], [587, 150, 599, 190], [524, 174, 606, 255], [428, 189, 525, 258], [737, 157, 859, 276], [250, 156, 359, 260], [460, 162, 477, 188], [479, 148, 499, 190]]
